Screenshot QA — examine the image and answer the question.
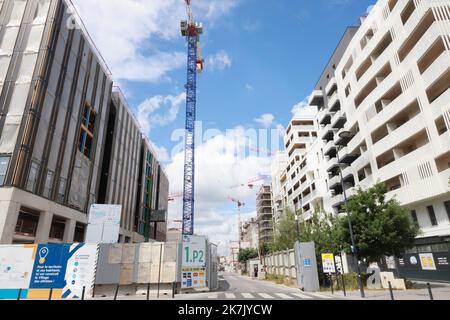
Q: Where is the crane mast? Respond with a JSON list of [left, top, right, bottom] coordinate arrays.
[[180, 0, 203, 235]]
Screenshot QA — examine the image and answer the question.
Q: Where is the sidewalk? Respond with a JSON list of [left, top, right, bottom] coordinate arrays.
[[324, 282, 450, 300]]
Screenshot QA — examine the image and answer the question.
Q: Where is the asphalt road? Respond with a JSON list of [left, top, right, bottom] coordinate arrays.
[[179, 272, 340, 300]]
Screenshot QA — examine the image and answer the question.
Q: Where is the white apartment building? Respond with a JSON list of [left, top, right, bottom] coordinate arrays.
[[282, 107, 321, 215], [274, 0, 450, 281], [330, 0, 450, 245], [256, 184, 274, 245], [270, 151, 288, 224]]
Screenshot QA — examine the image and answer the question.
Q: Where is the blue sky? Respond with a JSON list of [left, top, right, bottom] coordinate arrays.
[[75, 0, 375, 254]]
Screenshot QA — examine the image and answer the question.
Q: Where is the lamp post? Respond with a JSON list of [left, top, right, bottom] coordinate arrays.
[[295, 213, 301, 241], [336, 130, 365, 298]]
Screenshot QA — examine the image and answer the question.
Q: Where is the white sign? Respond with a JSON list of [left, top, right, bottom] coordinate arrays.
[[181, 235, 207, 289], [86, 204, 121, 243], [419, 253, 436, 271]]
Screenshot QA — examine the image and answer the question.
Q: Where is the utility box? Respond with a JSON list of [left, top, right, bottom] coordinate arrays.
[[294, 241, 320, 292]]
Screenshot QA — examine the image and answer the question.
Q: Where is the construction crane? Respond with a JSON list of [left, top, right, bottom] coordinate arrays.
[[229, 197, 245, 252], [230, 175, 271, 190], [180, 0, 204, 235]]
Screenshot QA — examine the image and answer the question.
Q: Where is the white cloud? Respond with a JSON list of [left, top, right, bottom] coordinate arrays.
[[291, 95, 310, 116], [72, 0, 240, 82], [245, 83, 254, 91], [254, 114, 275, 127], [150, 142, 170, 163], [165, 128, 272, 255], [207, 50, 232, 71], [137, 92, 186, 133]]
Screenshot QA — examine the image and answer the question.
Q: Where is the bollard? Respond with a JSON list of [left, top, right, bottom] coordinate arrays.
[[17, 288, 22, 301], [147, 283, 151, 301], [81, 286, 85, 300], [330, 274, 334, 295], [114, 284, 120, 300], [341, 273, 346, 297], [92, 284, 96, 298], [427, 283, 434, 300], [172, 282, 176, 299], [49, 288, 53, 301], [388, 281, 395, 300]]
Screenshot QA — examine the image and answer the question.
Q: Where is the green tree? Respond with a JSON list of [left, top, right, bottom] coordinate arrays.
[[238, 248, 259, 263], [338, 182, 420, 264], [271, 208, 299, 252]]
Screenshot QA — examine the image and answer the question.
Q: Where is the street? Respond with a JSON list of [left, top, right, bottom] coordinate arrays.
[[178, 272, 339, 300]]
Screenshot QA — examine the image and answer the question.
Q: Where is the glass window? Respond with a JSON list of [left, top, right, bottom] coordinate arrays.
[[32, 0, 51, 25], [49, 216, 66, 240], [427, 206, 438, 226], [8, 0, 27, 26], [0, 118, 21, 153], [444, 201, 450, 222], [57, 178, 66, 203], [15, 207, 40, 237], [8, 83, 31, 115], [431, 243, 448, 252], [26, 161, 40, 192], [0, 26, 20, 55], [73, 223, 85, 243], [43, 170, 54, 198], [25, 25, 44, 52], [417, 245, 433, 253], [0, 156, 9, 185], [411, 210, 419, 225]]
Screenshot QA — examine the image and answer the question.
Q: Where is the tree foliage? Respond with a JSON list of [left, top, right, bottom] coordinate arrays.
[[339, 182, 420, 264], [238, 248, 259, 263], [270, 209, 299, 252]]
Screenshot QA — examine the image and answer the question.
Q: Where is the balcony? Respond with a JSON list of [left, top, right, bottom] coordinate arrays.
[[325, 77, 337, 96], [422, 51, 450, 89], [309, 90, 324, 107], [327, 91, 340, 111], [329, 175, 341, 190], [331, 193, 344, 208], [321, 124, 334, 141], [324, 140, 337, 158], [331, 110, 346, 129], [318, 108, 332, 125], [326, 157, 339, 173]]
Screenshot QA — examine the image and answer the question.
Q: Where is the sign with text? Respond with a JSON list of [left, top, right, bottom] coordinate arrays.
[[419, 253, 436, 271], [321, 253, 336, 274], [86, 204, 121, 243], [0, 244, 98, 299], [181, 236, 207, 289]]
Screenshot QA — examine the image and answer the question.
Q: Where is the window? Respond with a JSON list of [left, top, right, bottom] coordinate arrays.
[[78, 104, 97, 158], [26, 161, 40, 192], [445, 201, 450, 221], [57, 178, 66, 203], [49, 216, 66, 240], [15, 207, 40, 237], [43, 170, 54, 199], [73, 223, 86, 243], [411, 210, 419, 225], [427, 206, 438, 226], [0, 156, 9, 185]]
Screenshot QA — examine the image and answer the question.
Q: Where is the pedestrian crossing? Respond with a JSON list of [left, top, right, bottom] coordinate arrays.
[[206, 292, 339, 300]]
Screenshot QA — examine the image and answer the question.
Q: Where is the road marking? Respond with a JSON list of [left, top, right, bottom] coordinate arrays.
[[310, 292, 333, 299], [292, 292, 313, 299], [257, 293, 275, 299], [241, 293, 255, 299], [208, 294, 218, 299], [225, 293, 236, 299], [275, 293, 294, 299]]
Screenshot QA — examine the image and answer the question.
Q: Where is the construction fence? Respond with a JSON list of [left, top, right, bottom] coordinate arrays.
[[263, 249, 297, 280], [0, 237, 218, 300]]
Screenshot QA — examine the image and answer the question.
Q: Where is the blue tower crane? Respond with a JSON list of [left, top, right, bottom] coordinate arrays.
[[180, 0, 204, 235]]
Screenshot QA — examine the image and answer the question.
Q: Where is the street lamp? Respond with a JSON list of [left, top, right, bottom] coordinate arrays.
[[336, 130, 365, 298], [295, 213, 301, 241]]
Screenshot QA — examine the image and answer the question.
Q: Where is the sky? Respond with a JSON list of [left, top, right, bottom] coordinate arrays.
[[73, 0, 375, 255]]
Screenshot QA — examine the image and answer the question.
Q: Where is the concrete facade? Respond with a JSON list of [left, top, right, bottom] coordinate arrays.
[[274, 0, 450, 276], [256, 184, 274, 245]]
